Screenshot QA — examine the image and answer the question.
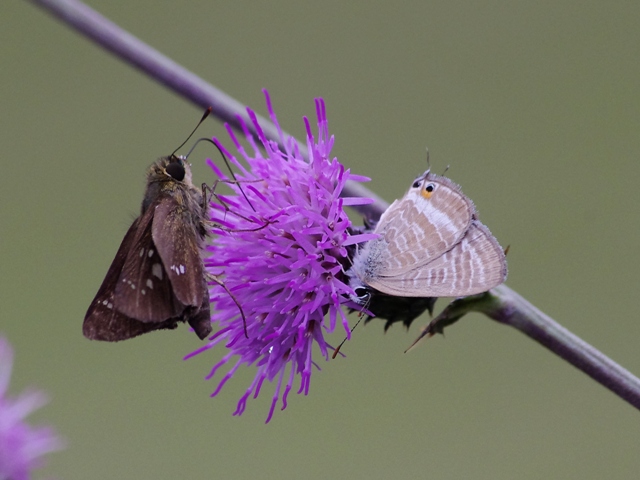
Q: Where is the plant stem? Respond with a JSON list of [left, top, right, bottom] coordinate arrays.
[[407, 286, 640, 410], [31, 0, 388, 219]]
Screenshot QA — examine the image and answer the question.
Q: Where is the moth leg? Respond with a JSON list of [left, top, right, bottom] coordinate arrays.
[[202, 178, 258, 213], [201, 180, 223, 213], [202, 180, 237, 224], [208, 273, 249, 339], [202, 180, 276, 233]]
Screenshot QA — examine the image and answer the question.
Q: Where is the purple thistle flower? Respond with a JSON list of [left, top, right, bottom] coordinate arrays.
[[186, 91, 376, 422], [0, 336, 63, 480]]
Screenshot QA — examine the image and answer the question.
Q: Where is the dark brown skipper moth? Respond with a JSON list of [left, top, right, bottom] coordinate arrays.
[[83, 109, 249, 341], [83, 153, 214, 341]]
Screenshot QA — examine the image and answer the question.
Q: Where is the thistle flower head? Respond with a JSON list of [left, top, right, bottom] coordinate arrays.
[[0, 336, 63, 479], [186, 91, 375, 422]]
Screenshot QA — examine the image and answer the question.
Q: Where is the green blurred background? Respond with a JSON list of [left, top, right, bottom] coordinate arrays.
[[2, 1, 640, 478]]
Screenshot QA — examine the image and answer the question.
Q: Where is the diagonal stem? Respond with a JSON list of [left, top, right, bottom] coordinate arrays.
[[31, 0, 388, 219], [30, 0, 640, 412], [407, 285, 640, 410]]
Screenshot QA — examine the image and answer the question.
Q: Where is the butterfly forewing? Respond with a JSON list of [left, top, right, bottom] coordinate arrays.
[[114, 197, 186, 322], [368, 221, 507, 297], [151, 195, 205, 308]]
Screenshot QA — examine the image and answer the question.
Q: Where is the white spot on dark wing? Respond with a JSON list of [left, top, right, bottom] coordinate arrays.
[[146, 279, 153, 289], [139, 248, 144, 257], [179, 264, 185, 274], [148, 249, 154, 258], [152, 263, 163, 280], [141, 289, 146, 295], [130, 283, 136, 290], [107, 302, 113, 309], [102, 300, 108, 305]]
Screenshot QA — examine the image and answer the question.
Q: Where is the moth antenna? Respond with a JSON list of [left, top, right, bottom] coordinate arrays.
[[425, 147, 430, 171], [441, 164, 450, 176], [504, 245, 511, 256], [171, 107, 212, 157], [187, 137, 256, 212]]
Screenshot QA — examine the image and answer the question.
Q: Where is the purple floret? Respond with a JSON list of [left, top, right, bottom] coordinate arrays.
[[186, 91, 374, 422], [0, 337, 63, 479]]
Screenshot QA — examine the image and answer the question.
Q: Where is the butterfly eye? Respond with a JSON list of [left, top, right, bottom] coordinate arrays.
[[412, 179, 423, 189], [165, 160, 186, 181]]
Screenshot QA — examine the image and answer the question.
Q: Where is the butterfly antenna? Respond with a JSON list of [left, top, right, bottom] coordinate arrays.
[[504, 245, 511, 256], [171, 107, 212, 157], [441, 164, 450, 176], [425, 147, 431, 171], [186, 137, 256, 212]]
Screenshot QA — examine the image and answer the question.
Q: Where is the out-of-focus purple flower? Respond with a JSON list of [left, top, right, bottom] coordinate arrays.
[[186, 91, 376, 422], [0, 336, 63, 480]]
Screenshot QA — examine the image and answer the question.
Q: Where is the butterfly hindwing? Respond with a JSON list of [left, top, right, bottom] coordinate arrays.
[[83, 218, 180, 340], [368, 221, 507, 297]]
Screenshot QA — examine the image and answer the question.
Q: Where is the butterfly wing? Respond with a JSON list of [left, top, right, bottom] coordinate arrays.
[[114, 198, 186, 322], [183, 278, 213, 340], [83, 217, 180, 341], [368, 221, 507, 297], [356, 172, 475, 282], [151, 193, 206, 308]]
